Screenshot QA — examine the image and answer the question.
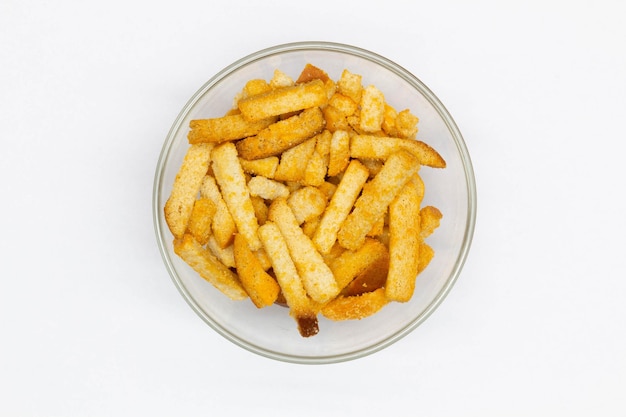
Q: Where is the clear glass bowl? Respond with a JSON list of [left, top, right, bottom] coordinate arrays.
[[153, 41, 476, 364]]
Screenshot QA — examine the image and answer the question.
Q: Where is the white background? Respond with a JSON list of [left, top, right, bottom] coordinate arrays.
[[1, 0, 625, 415]]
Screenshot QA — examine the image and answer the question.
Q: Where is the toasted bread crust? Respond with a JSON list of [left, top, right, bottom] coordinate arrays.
[[273, 137, 317, 182], [313, 159, 370, 254], [338, 150, 420, 250], [188, 114, 276, 144], [321, 288, 388, 321], [327, 130, 351, 176], [329, 238, 390, 294], [350, 135, 446, 168], [247, 176, 290, 200], [233, 234, 280, 308], [211, 142, 262, 251], [238, 156, 279, 178], [341, 250, 389, 296], [258, 222, 319, 337], [164, 143, 213, 239], [235, 107, 325, 160], [296, 63, 331, 84], [199, 175, 237, 249], [167, 64, 446, 336], [359, 85, 385, 133], [173, 234, 247, 301], [418, 243, 435, 274], [268, 198, 339, 303], [385, 177, 423, 302], [238, 79, 328, 121], [419, 205, 443, 240], [186, 197, 216, 245]]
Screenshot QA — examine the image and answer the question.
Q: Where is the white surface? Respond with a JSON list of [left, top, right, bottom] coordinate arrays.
[[1, 0, 624, 415]]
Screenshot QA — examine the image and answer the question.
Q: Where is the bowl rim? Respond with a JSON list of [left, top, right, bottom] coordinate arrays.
[[153, 40, 477, 364]]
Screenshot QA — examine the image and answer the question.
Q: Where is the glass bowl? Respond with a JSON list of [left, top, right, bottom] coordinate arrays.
[[153, 41, 476, 364]]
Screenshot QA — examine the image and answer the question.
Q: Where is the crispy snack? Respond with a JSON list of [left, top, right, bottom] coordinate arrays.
[[381, 105, 420, 139], [164, 143, 213, 239], [238, 79, 328, 121], [367, 214, 385, 237], [286, 186, 327, 225], [418, 242, 435, 274], [338, 150, 420, 250], [350, 134, 446, 168], [381, 103, 399, 136], [173, 234, 247, 301], [313, 159, 369, 254], [250, 195, 269, 225], [322, 241, 347, 265], [337, 69, 363, 103], [233, 234, 280, 308], [187, 114, 276, 144], [346, 114, 368, 135], [412, 172, 426, 200], [314, 129, 332, 156], [285, 182, 302, 194], [321, 288, 388, 321], [303, 150, 327, 187], [247, 175, 290, 200], [359, 85, 385, 133], [395, 109, 419, 139], [341, 248, 389, 296], [420, 205, 443, 239], [242, 79, 272, 97], [303, 130, 332, 186], [258, 222, 319, 337], [385, 177, 424, 302], [322, 104, 351, 133], [254, 247, 272, 271], [317, 180, 337, 201], [329, 238, 389, 291], [211, 142, 262, 251], [268, 198, 339, 303], [269, 69, 294, 89], [206, 235, 235, 268], [294, 64, 336, 103], [186, 197, 216, 246], [328, 93, 358, 117], [168, 64, 446, 337], [273, 137, 317, 182], [238, 156, 279, 178], [296, 63, 330, 84], [301, 216, 321, 238], [327, 130, 351, 176], [359, 158, 383, 178], [199, 175, 236, 249], [236, 107, 325, 160], [323, 79, 337, 101]]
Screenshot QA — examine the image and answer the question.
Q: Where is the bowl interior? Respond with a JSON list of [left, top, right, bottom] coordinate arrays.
[[153, 42, 476, 363]]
